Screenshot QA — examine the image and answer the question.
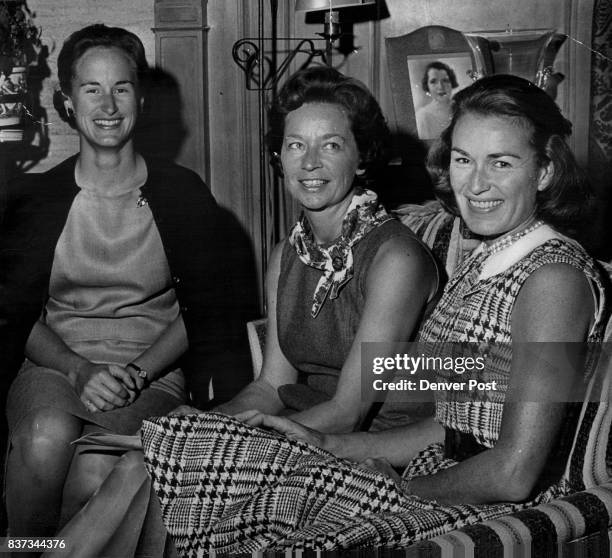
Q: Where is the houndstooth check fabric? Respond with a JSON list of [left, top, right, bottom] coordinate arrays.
[[419, 238, 608, 449], [140, 238, 609, 555], [141, 413, 562, 556]]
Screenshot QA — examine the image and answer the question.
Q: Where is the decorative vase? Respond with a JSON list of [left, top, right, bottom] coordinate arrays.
[[0, 65, 26, 141], [464, 29, 566, 94]]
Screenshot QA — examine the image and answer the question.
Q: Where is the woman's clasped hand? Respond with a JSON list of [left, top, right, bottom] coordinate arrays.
[[72, 361, 143, 412], [32, 58, 607, 557], [1, 23, 231, 546]]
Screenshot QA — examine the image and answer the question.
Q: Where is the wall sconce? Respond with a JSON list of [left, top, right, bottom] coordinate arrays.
[[232, 0, 377, 90], [231, 0, 378, 287], [295, 0, 376, 63], [295, 0, 375, 7]]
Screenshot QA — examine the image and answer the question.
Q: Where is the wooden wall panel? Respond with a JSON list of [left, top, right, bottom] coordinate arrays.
[[568, 0, 595, 165], [207, 0, 266, 303], [155, 31, 210, 180], [154, 0, 209, 181]]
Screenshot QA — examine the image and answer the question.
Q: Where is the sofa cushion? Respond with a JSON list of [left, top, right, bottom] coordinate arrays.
[[394, 201, 480, 280], [408, 481, 612, 556]]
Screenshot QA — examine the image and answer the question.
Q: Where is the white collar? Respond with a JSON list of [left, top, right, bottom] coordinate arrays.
[[476, 224, 567, 280]]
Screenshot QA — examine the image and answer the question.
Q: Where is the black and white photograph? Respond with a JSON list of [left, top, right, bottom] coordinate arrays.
[[0, 1, 610, 557], [407, 53, 474, 139]]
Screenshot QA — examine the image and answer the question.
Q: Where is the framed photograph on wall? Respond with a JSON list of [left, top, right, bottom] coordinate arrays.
[[385, 25, 491, 142], [407, 53, 475, 140]]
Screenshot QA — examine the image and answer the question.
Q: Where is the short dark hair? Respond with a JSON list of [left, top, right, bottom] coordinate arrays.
[[427, 74, 591, 237], [421, 61, 459, 92], [57, 24, 148, 96], [268, 66, 390, 181]]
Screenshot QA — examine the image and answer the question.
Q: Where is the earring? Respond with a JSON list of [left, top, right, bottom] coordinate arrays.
[[63, 100, 74, 119]]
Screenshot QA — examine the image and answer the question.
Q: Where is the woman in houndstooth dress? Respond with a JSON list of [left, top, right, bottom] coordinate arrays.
[[56, 75, 607, 556]]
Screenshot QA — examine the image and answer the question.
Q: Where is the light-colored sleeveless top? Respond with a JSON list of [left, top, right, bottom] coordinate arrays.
[[44, 181, 185, 399]]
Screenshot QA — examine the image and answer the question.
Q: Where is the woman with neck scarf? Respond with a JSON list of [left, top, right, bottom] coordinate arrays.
[[212, 66, 437, 432], [48, 67, 437, 556], [122, 75, 605, 554]]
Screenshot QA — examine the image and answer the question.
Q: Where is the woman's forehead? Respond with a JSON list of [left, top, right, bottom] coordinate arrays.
[[428, 68, 448, 78], [451, 113, 536, 152], [454, 112, 534, 136], [72, 46, 138, 81], [285, 102, 352, 132]]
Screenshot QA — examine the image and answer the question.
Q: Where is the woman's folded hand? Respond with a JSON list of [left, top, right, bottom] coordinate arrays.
[[74, 361, 132, 412], [168, 404, 203, 416], [108, 364, 140, 403], [236, 411, 329, 449], [359, 457, 402, 485]]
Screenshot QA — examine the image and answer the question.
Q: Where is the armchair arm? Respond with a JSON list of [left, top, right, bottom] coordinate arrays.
[[407, 482, 612, 556]]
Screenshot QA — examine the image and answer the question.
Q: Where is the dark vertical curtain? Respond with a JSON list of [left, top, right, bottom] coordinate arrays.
[[588, 0, 612, 259]]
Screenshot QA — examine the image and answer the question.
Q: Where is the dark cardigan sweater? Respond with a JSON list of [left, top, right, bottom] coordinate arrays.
[[0, 155, 248, 408]]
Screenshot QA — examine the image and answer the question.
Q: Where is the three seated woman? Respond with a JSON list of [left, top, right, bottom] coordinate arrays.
[[1, 25, 435, 547], [1, 23, 607, 556]]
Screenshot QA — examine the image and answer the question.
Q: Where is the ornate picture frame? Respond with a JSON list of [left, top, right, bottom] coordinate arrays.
[[385, 25, 491, 141]]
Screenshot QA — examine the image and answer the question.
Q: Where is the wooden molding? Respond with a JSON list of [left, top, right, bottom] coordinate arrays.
[[154, 0, 207, 28]]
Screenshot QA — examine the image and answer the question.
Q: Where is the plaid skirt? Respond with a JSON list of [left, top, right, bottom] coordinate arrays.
[[141, 413, 566, 556]]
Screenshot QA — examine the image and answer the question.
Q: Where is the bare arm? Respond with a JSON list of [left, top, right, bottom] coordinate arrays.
[[124, 315, 189, 390], [402, 263, 593, 504], [242, 263, 594, 504], [289, 236, 436, 432], [26, 313, 189, 410], [215, 242, 297, 416], [241, 411, 444, 465]]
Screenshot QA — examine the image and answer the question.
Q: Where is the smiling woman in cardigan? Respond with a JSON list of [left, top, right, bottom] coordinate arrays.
[[0, 24, 234, 540]]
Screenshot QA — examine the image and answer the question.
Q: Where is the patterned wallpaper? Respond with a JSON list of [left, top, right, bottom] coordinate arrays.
[[590, 0, 612, 160]]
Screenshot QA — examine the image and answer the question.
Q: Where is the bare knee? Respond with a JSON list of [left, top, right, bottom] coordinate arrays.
[[61, 450, 121, 525], [65, 451, 144, 503], [10, 407, 81, 473], [101, 450, 149, 494], [71, 452, 118, 495], [114, 450, 146, 478]]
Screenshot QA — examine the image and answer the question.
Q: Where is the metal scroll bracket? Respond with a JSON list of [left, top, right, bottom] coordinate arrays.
[[232, 37, 329, 91]]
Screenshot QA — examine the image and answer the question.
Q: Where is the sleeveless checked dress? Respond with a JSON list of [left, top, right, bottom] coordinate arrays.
[[141, 238, 607, 556]]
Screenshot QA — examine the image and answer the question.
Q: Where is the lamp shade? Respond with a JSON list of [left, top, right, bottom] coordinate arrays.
[[296, 0, 375, 11]]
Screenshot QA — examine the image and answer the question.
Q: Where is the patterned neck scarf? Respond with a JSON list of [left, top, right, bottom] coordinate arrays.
[[288, 188, 392, 318]]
